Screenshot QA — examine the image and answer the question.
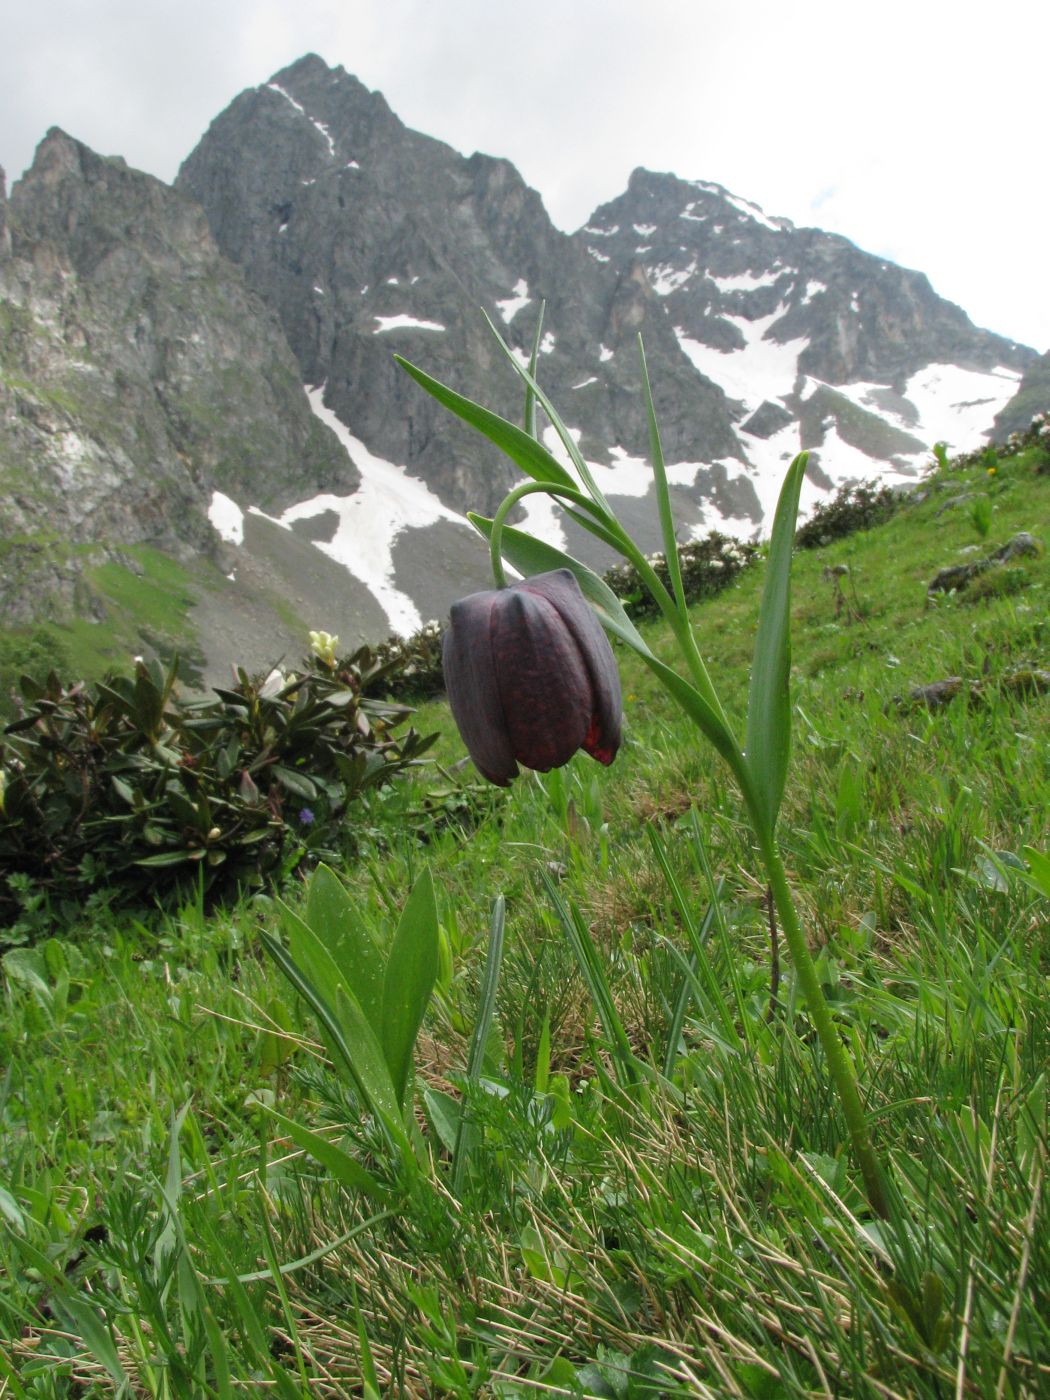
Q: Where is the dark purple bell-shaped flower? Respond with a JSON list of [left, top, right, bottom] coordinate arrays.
[[442, 568, 622, 786]]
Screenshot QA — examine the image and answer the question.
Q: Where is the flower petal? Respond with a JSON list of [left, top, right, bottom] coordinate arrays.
[[491, 588, 591, 772], [443, 592, 519, 785], [519, 570, 622, 765]]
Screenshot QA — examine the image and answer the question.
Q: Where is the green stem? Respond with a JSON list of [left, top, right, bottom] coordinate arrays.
[[750, 813, 892, 1220], [488, 481, 608, 589]]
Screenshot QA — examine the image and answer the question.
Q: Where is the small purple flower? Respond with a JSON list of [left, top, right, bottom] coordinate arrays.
[[298, 807, 315, 825]]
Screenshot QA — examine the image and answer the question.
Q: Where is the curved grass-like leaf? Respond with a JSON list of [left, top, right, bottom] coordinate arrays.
[[262, 1105, 390, 1202], [524, 304, 544, 439], [452, 895, 506, 1193], [745, 451, 809, 833], [395, 355, 576, 492], [480, 311, 612, 514], [638, 337, 687, 618], [381, 867, 440, 1109]]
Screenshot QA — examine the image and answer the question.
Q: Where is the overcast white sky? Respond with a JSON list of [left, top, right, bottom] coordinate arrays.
[[3, 0, 1047, 352]]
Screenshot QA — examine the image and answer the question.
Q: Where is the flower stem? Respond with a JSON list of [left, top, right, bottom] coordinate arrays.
[[753, 820, 893, 1220]]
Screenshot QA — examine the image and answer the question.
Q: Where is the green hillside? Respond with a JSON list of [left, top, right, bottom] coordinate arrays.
[[1, 435, 1047, 1395]]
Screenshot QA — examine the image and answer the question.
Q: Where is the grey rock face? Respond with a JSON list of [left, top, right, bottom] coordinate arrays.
[[176, 56, 739, 519], [1, 128, 358, 626], [586, 168, 1030, 390]]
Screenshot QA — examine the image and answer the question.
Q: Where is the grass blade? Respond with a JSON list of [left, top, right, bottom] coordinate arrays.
[[524, 303, 544, 439], [452, 895, 506, 1194], [541, 871, 639, 1086]]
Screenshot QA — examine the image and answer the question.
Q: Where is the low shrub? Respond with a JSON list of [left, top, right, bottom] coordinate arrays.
[[602, 531, 758, 620], [794, 480, 901, 548], [0, 651, 436, 936]]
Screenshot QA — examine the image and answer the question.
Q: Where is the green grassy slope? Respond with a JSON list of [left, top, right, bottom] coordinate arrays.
[[0, 443, 1047, 1395]]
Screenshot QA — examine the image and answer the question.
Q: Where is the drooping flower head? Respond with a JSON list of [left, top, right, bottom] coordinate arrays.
[[442, 568, 622, 786]]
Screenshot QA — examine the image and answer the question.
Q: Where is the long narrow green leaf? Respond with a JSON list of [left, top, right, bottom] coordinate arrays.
[[381, 867, 440, 1109], [55, 1297, 129, 1390], [262, 1105, 390, 1201], [524, 303, 545, 439], [452, 895, 506, 1193], [307, 864, 385, 1036], [745, 451, 809, 832], [481, 311, 613, 513], [638, 337, 687, 618], [395, 356, 577, 491]]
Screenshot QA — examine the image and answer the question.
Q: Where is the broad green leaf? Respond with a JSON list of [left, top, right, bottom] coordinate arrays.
[[263, 1105, 389, 1201], [381, 867, 440, 1108], [423, 1086, 462, 1155], [55, 1296, 129, 1389], [271, 764, 317, 799], [306, 864, 384, 1035], [277, 900, 348, 1038], [258, 996, 296, 1077], [395, 356, 577, 491], [260, 927, 407, 1154], [745, 451, 809, 833]]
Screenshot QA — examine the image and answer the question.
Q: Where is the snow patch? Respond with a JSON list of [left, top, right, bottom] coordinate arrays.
[[209, 491, 245, 547], [599, 345, 614, 362], [583, 224, 618, 236], [373, 315, 446, 333], [291, 387, 469, 634], [572, 377, 598, 389], [902, 363, 1022, 450], [800, 280, 827, 305], [675, 304, 808, 414], [496, 278, 530, 324], [540, 332, 556, 355], [588, 247, 611, 263], [711, 268, 785, 293], [633, 223, 657, 236], [266, 85, 337, 159], [650, 260, 697, 295], [722, 191, 786, 232]]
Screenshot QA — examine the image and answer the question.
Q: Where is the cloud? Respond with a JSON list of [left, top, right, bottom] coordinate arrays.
[[2, 0, 1048, 350]]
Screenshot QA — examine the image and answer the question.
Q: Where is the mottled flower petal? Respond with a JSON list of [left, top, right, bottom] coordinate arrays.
[[443, 593, 518, 785], [442, 568, 623, 785]]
